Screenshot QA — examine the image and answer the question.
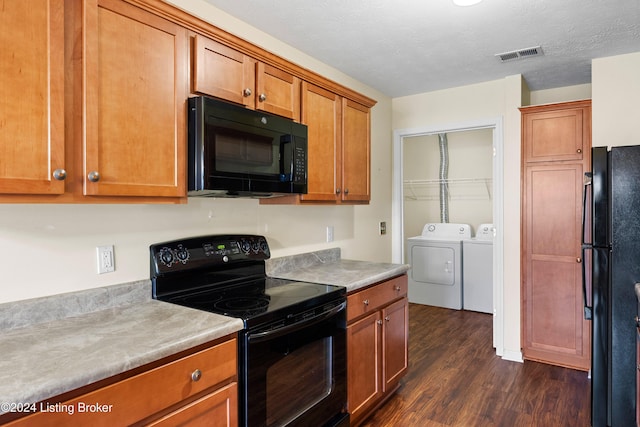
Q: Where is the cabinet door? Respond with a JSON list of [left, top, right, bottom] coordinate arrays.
[[347, 311, 382, 419], [342, 99, 370, 202], [193, 34, 255, 109], [300, 82, 340, 202], [256, 62, 300, 121], [523, 105, 588, 163], [522, 163, 590, 370], [148, 382, 238, 427], [382, 298, 409, 391], [0, 0, 65, 194], [84, 0, 187, 197]]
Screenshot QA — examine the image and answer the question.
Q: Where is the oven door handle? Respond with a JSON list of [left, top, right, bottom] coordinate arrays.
[[248, 301, 346, 343]]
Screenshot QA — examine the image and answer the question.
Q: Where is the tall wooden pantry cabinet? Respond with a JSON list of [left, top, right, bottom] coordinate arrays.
[[520, 100, 591, 371]]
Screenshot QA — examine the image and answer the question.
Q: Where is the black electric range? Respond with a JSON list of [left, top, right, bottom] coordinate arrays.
[[150, 234, 349, 427]]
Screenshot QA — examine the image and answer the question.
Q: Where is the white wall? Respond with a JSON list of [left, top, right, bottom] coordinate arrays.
[[592, 52, 640, 148], [0, 0, 393, 304], [529, 84, 591, 106], [403, 129, 493, 239], [392, 77, 525, 359]]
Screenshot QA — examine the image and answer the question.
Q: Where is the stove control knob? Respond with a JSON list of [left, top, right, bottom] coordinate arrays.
[[260, 239, 269, 253], [240, 240, 251, 253], [222, 255, 229, 263], [175, 245, 190, 264], [251, 241, 260, 253], [159, 247, 175, 267]]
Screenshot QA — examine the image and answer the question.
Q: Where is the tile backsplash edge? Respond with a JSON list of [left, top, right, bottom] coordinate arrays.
[[266, 247, 341, 276], [0, 279, 151, 332]]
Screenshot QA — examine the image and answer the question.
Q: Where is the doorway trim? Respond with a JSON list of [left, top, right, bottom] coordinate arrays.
[[392, 117, 505, 356]]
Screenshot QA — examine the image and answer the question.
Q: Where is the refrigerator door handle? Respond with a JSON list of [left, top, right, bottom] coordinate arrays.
[[581, 172, 593, 320]]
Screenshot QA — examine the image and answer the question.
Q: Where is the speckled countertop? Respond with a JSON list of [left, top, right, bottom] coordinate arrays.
[[0, 248, 407, 415], [0, 281, 243, 414], [266, 248, 410, 292]]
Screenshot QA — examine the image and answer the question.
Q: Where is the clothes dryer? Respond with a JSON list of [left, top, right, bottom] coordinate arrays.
[[406, 223, 471, 310], [462, 224, 494, 314]]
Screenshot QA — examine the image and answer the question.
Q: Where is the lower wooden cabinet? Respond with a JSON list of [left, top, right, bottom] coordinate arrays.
[[4, 337, 237, 427], [347, 275, 408, 426]]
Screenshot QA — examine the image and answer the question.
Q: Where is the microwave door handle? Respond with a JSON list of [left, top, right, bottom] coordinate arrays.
[[279, 135, 292, 179], [581, 172, 593, 320]]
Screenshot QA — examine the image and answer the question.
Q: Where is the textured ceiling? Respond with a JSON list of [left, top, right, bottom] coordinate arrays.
[[202, 0, 640, 97]]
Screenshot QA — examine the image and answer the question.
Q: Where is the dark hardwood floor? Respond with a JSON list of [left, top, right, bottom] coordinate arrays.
[[360, 303, 591, 427]]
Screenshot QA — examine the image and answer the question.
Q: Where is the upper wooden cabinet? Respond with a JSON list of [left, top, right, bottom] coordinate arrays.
[[0, 0, 187, 202], [282, 83, 370, 204], [341, 99, 371, 203], [84, 0, 187, 198], [0, 0, 65, 195], [299, 83, 341, 202], [0, 0, 373, 203], [522, 101, 590, 163], [192, 34, 300, 121]]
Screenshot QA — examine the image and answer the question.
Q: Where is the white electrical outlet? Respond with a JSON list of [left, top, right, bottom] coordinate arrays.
[[326, 226, 334, 243], [97, 245, 115, 274]]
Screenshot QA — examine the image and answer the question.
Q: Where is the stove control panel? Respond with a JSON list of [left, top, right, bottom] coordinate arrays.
[[150, 235, 271, 275]]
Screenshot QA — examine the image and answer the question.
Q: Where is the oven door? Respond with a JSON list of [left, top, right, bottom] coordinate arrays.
[[240, 301, 348, 427]]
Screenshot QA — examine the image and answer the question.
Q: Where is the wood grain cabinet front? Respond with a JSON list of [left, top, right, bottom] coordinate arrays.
[[520, 100, 591, 371], [522, 101, 590, 163], [192, 34, 300, 121], [83, 0, 187, 198], [4, 338, 238, 427], [346, 275, 408, 426], [264, 82, 371, 205], [0, 0, 188, 202], [0, 0, 65, 195]]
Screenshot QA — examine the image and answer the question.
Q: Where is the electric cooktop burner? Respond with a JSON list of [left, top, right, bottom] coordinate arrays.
[[150, 234, 345, 330], [166, 277, 333, 319]]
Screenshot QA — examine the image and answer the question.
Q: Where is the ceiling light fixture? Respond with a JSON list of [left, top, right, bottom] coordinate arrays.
[[453, 0, 482, 6]]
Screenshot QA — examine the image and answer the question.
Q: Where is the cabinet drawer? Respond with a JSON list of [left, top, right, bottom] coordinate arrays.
[[147, 382, 238, 427], [8, 338, 237, 427], [347, 275, 407, 322]]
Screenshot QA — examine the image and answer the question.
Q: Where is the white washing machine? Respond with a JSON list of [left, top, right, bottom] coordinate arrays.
[[406, 223, 471, 310], [462, 224, 494, 314]]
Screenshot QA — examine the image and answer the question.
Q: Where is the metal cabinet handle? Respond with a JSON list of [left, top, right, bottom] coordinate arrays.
[[394, 285, 401, 292], [259, 93, 267, 102], [87, 171, 100, 182], [191, 369, 202, 382], [52, 169, 67, 181], [576, 257, 582, 263], [385, 316, 391, 322], [336, 188, 341, 195], [577, 148, 582, 154], [243, 88, 252, 97], [344, 188, 349, 195], [376, 320, 383, 325], [363, 299, 369, 306]]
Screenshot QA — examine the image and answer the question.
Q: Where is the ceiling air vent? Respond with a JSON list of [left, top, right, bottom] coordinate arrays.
[[495, 46, 543, 62]]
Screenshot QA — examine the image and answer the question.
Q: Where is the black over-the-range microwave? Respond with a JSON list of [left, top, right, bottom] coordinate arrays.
[[188, 96, 308, 197]]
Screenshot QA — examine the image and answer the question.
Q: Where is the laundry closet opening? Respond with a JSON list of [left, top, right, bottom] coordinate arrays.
[[400, 128, 497, 348]]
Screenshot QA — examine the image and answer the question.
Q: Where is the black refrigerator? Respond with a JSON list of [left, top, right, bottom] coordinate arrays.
[[584, 145, 639, 426]]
